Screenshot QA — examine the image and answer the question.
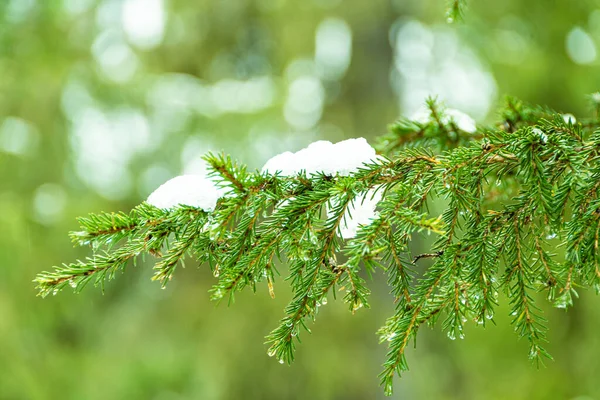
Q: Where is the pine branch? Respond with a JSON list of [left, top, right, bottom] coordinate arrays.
[[35, 239, 146, 296], [265, 189, 354, 364], [35, 94, 600, 396]]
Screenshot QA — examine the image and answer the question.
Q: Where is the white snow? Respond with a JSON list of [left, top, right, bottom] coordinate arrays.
[[262, 137, 381, 239], [409, 107, 477, 133], [147, 137, 382, 236], [146, 175, 222, 211], [298, 140, 337, 175], [262, 137, 376, 177], [562, 113, 576, 124], [410, 108, 432, 124], [261, 151, 298, 177], [330, 189, 382, 239], [444, 109, 477, 133], [332, 138, 377, 176]]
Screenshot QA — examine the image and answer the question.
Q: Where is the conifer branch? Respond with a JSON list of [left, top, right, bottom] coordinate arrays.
[[35, 95, 600, 395]]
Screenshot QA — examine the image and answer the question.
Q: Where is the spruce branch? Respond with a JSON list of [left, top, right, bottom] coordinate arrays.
[[35, 95, 600, 395]]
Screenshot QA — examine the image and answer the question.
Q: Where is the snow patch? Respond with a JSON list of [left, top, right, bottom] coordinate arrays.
[[261, 151, 298, 177], [444, 109, 477, 133], [410, 107, 477, 133], [262, 137, 376, 177], [148, 137, 382, 237], [262, 137, 381, 239], [330, 189, 382, 239], [146, 175, 222, 211]]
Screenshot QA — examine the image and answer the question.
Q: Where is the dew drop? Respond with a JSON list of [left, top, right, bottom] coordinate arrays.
[[554, 297, 569, 309], [529, 348, 538, 359], [279, 359, 285, 364]]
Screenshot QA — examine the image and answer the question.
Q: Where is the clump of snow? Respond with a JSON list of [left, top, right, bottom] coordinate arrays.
[[261, 151, 297, 177], [146, 175, 222, 211], [562, 113, 576, 124], [409, 107, 477, 133], [262, 137, 382, 239], [294, 140, 337, 176], [262, 137, 376, 177], [410, 108, 432, 124], [329, 189, 382, 239], [332, 138, 377, 176], [444, 109, 477, 133]]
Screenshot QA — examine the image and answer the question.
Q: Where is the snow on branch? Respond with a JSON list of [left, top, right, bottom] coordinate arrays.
[[35, 96, 600, 395]]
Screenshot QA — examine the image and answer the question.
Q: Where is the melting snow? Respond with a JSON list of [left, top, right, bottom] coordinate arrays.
[[146, 175, 222, 211], [148, 137, 382, 238], [410, 108, 432, 124], [261, 151, 298, 177], [262, 137, 382, 238], [444, 109, 477, 133], [410, 107, 477, 133], [262, 137, 376, 177], [332, 189, 382, 239]]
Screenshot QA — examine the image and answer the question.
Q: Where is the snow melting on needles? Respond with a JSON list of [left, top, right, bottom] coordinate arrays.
[[410, 107, 477, 134], [263, 137, 381, 239], [262, 137, 376, 177], [146, 175, 224, 211], [147, 137, 382, 238]]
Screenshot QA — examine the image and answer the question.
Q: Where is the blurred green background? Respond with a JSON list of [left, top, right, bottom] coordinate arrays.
[[2, 0, 600, 399]]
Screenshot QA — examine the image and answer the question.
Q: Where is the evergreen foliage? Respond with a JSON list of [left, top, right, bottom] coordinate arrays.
[[35, 95, 600, 395], [446, 0, 467, 22]]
